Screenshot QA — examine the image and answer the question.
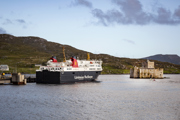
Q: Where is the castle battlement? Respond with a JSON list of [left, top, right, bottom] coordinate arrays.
[[130, 60, 163, 79]]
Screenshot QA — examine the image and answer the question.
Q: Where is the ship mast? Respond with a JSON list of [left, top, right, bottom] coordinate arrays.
[[87, 53, 90, 60], [62, 46, 66, 62]]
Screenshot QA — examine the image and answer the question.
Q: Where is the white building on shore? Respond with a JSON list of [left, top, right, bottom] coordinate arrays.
[[0, 65, 9, 71]]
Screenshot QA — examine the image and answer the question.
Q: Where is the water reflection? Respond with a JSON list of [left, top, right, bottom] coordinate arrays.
[[0, 74, 180, 120]]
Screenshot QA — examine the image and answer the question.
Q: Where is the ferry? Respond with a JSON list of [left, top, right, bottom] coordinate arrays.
[[36, 53, 103, 84]]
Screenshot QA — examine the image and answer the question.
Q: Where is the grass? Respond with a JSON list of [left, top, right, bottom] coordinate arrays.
[[8, 67, 39, 74], [1, 34, 180, 74]]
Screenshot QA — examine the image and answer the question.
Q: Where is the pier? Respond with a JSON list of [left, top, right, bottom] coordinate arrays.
[[0, 80, 11, 84], [0, 73, 36, 85]]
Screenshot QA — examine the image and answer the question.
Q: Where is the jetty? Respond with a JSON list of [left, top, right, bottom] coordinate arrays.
[[0, 73, 27, 85]]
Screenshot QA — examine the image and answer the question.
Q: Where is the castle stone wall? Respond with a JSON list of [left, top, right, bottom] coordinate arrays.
[[130, 60, 163, 79]]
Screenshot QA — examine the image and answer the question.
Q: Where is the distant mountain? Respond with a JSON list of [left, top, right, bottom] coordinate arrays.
[[0, 34, 180, 74], [142, 54, 180, 65]]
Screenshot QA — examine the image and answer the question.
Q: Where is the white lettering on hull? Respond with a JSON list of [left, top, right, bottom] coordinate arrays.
[[74, 75, 93, 80]]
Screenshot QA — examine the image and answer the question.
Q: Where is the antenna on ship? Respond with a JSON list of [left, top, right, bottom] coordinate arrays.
[[62, 46, 66, 62], [87, 53, 90, 60]]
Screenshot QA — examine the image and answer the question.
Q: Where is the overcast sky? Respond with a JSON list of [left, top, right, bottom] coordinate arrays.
[[0, 0, 180, 58]]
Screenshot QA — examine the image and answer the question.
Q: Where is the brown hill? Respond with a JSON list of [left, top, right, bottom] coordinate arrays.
[[142, 54, 180, 65], [0, 34, 180, 74]]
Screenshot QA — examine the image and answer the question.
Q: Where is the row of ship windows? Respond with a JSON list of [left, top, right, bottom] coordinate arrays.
[[41, 67, 102, 71], [90, 65, 101, 67], [66, 65, 101, 67], [41, 68, 62, 70], [66, 68, 101, 70], [89, 68, 101, 70], [78, 65, 101, 67]]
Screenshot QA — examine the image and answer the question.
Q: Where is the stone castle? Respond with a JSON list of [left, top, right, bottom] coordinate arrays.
[[130, 60, 163, 78]]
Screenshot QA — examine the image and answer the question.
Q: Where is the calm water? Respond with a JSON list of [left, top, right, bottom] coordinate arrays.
[[0, 74, 180, 120]]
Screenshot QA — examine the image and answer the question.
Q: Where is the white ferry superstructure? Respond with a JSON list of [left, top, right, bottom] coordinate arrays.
[[36, 56, 103, 84]]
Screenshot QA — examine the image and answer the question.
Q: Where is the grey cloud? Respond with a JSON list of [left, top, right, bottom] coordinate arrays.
[[92, 9, 108, 26], [71, 0, 92, 8], [2, 19, 26, 25], [154, 7, 177, 25], [16, 19, 26, 24], [2, 18, 27, 29], [16, 19, 27, 29], [3, 19, 13, 25], [174, 5, 180, 18], [92, 0, 180, 26], [123, 39, 135, 44], [113, 0, 152, 24], [0, 27, 7, 34], [113, 0, 143, 16]]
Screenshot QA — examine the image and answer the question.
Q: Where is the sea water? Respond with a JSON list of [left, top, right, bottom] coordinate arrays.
[[0, 74, 180, 120]]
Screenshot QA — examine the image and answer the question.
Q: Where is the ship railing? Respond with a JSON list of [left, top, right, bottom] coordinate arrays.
[[39, 66, 64, 71]]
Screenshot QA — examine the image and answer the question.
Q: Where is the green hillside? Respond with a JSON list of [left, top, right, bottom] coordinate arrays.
[[0, 34, 180, 74]]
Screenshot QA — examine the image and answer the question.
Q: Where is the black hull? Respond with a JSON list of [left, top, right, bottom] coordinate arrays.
[[36, 70, 101, 84]]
